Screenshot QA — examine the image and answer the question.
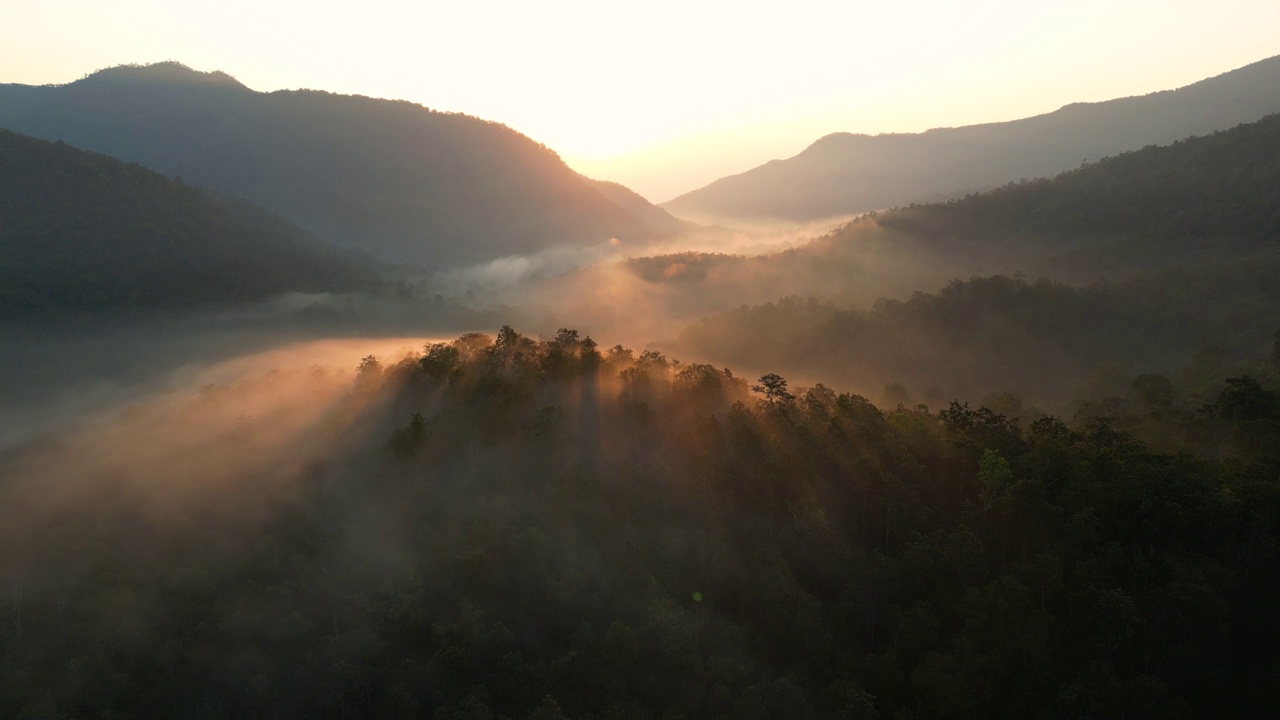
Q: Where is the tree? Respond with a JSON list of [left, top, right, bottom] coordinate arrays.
[[391, 412, 427, 458], [1214, 376, 1277, 423], [552, 328, 580, 347], [580, 336, 601, 368], [752, 373, 795, 406], [356, 355, 382, 386], [421, 343, 461, 380], [977, 449, 1013, 522]]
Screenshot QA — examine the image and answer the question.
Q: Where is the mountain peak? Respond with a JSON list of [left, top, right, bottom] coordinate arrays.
[[0, 65, 682, 267], [72, 62, 247, 90]]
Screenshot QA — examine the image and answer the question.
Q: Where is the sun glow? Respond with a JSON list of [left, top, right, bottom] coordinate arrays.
[[3, 1, 1279, 200]]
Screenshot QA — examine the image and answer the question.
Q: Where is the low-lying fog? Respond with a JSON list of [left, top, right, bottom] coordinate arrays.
[[0, 324, 454, 453], [0, 211, 986, 462], [424, 213, 973, 346], [0, 335, 462, 549]]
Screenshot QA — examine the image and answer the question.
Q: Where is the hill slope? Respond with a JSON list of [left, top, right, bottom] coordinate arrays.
[[2, 328, 1277, 717], [0, 129, 375, 315], [870, 111, 1280, 269], [670, 268, 1280, 406], [665, 113, 1280, 403], [0, 62, 688, 267], [663, 54, 1280, 222]]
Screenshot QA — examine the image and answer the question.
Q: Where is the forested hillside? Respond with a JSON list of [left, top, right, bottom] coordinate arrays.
[[0, 130, 376, 315], [670, 271, 1280, 407], [876, 112, 1280, 260], [656, 111, 1280, 402], [3, 328, 1277, 718], [663, 54, 1280, 222], [0, 63, 688, 267], [538, 108, 1280, 348]]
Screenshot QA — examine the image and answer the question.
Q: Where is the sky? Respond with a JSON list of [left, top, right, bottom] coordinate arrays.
[[3, 1, 1278, 202]]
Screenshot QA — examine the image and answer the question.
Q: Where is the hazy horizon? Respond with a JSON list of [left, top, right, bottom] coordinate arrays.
[[5, 0, 1279, 201], [4, 3, 1280, 714]]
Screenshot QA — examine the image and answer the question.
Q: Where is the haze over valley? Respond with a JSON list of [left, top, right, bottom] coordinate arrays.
[[3, 5, 1280, 716]]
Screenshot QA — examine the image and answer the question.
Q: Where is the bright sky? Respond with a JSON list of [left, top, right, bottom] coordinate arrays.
[[2, 1, 1278, 202]]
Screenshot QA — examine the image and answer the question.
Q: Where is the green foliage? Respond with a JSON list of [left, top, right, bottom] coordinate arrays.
[[1, 329, 1277, 718], [422, 343, 463, 380], [674, 272, 1280, 408], [668, 114, 1280, 408], [976, 450, 1013, 518]]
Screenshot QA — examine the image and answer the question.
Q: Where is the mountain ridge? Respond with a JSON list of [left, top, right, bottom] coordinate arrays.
[[663, 54, 1280, 221], [0, 62, 688, 268], [664, 110, 1280, 402]]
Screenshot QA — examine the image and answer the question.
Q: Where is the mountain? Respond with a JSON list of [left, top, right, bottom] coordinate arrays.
[[586, 178, 695, 234], [869, 111, 1280, 266], [664, 113, 1280, 404], [868, 110, 1280, 272], [663, 54, 1280, 222], [0, 129, 376, 315], [525, 110, 1280, 351], [0, 62, 688, 267]]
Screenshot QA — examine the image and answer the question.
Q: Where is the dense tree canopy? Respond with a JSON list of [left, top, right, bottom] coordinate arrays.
[[2, 328, 1277, 718], [672, 269, 1280, 408]]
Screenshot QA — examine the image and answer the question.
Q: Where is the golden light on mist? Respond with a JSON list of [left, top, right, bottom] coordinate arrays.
[[0, 337, 457, 522]]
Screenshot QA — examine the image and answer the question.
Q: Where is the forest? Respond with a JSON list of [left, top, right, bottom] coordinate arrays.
[[3, 52, 1280, 720], [670, 267, 1280, 409], [656, 112, 1280, 408], [1, 328, 1277, 718], [876, 112, 1280, 266], [509, 110, 1280, 352]]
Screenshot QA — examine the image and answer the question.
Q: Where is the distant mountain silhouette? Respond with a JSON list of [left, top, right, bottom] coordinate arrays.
[[865, 111, 1280, 271], [665, 112, 1280, 402], [663, 55, 1280, 222], [538, 110, 1280, 344], [0, 62, 688, 267], [0, 129, 375, 315]]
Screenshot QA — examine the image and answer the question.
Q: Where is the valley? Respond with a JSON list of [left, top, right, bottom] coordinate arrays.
[[2, 35, 1279, 719]]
